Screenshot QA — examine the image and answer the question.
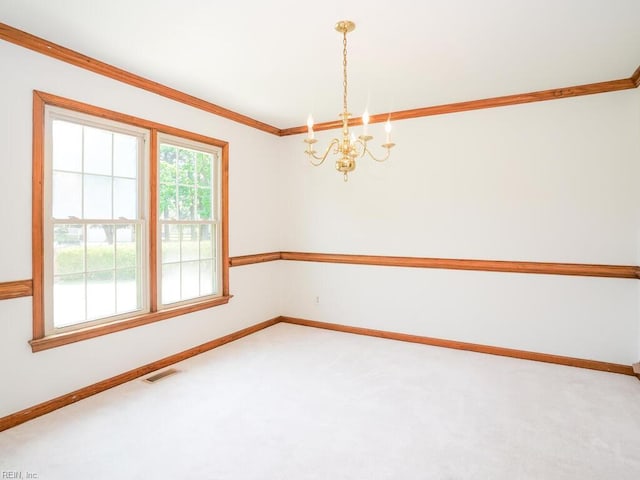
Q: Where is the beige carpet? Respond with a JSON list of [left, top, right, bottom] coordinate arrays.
[[1, 322, 640, 479]]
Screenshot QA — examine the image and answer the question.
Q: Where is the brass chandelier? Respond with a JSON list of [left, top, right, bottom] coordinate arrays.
[[304, 20, 395, 181]]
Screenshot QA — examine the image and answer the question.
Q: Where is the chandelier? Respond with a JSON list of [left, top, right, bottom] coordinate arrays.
[[304, 20, 395, 181]]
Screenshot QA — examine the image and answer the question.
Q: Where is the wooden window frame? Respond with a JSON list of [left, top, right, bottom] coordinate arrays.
[[31, 91, 230, 352]]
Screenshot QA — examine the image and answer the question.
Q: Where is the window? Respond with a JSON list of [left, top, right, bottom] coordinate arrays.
[[158, 135, 221, 306], [32, 91, 229, 351], [46, 110, 148, 334]]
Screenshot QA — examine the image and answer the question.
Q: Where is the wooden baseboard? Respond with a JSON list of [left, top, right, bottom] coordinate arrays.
[[2, 314, 634, 432], [0, 317, 281, 432], [280, 316, 635, 376]]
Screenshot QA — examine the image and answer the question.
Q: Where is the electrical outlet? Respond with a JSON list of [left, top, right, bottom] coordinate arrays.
[[315, 296, 320, 304]]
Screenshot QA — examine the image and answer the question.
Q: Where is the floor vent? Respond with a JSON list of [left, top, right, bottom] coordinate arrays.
[[143, 368, 179, 383]]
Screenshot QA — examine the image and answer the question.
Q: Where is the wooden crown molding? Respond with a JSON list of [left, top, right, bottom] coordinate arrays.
[[0, 22, 280, 135], [1, 23, 638, 137], [278, 75, 639, 136], [632, 65, 640, 88]]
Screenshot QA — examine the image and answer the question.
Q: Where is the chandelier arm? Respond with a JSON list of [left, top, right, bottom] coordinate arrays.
[[352, 138, 368, 158], [362, 145, 393, 163], [306, 138, 340, 166]]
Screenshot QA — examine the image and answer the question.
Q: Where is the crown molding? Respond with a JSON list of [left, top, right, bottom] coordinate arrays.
[[279, 74, 639, 136], [0, 23, 638, 138], [0, 22, 280, 135], [632, 65, 640, 88]]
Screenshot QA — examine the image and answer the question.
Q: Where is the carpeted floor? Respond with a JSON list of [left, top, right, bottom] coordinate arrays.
[[1, 322, 640, 479]]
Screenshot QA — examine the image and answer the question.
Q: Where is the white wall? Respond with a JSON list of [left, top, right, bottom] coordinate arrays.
[[1, 39, 639, 418], [280, 89, 640, 365], [0, 42, 283, 417]]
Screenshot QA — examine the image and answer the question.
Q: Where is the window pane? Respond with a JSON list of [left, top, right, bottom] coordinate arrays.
[[116, 225, 136, 268], [199, 259, 214, 296], [86, 225, 114, 271], [87, 270, 115, 320], [84, 174, 112, 218], [52, 171, 82, 219], [161, 224, 180, 263], [113, 133, 138, 178], [159, 145, 177, 181], [53, 222, 84, 246], [161, 263, 180, 304], [177, 148, 195, 185], [52, 120, 82, 172], [83, 126, 112, 175], [197, 187, 212, 220], [178, 186, 195, 220], [197, 152, 213, 187], [181, 261, 199, 300], [159, 183, 177, 220], [54, 225, 84, 275], [116, 267, 139, 314], [113, 178, 137, 219], [199, 224, 214, 259], [53, 273, 85, 327], [181, 225, 199, 262]]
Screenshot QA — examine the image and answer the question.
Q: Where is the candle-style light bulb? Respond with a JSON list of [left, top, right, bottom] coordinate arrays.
[[307, 114, 314, 139], [385, 118, 392, 144]]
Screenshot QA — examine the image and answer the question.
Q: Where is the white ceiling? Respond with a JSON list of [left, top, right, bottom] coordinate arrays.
[[1, 0, 639, 130]]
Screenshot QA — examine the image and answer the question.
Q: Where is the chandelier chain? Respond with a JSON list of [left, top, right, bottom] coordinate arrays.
[[342, 29, 348, 135]]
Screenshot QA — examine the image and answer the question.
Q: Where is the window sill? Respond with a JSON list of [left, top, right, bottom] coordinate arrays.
[[29, 295, 233, 352]]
